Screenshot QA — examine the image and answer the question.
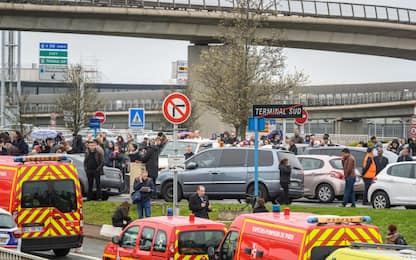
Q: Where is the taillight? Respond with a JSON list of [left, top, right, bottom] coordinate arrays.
[[13, 229, 22, 239], [329, 171, 343, 180]]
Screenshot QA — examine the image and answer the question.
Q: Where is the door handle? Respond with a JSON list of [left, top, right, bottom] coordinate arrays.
[[209, 171, 219, 175], [53, 214, 62, 220]]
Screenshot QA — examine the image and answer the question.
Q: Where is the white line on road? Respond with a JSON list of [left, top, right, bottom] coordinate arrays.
[[69, 253, 102, 260]]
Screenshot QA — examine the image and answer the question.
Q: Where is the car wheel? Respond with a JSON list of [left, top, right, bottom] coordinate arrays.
[[316, 183, 335, 203], [372, 191, 390, 209], [162, 181, 182, 202], [405, 206, 416, 209], [53, 248, 70, 256], [247, 183, 269, 202]]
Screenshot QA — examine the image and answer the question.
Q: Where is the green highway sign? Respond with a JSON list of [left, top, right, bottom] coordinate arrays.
[[39, 58, 68, 65], [39, 50, 68, 57]]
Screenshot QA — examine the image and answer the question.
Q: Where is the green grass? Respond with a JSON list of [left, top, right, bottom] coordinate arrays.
[[83, 201, 416, 246]]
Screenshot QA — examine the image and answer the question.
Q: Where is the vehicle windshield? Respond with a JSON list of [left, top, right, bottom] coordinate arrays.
[[160, 142, 198, 157], [0, 213, 16, 229], [178, 230, 225, 255]]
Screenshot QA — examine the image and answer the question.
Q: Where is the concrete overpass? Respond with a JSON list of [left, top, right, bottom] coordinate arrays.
[[1, 1, 416, 59]]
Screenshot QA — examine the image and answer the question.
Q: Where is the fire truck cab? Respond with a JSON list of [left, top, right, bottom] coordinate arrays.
[[209, 208, 382, 260], [0, 155, 83, 256]]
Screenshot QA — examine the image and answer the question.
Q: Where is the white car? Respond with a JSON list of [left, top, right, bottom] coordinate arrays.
[[0, 208, 21, 250], [158, 139, 217, 170], [368, 161, 416, 209]]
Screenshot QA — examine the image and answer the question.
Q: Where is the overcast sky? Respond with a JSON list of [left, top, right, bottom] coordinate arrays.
[[18, 0, 416, 85]]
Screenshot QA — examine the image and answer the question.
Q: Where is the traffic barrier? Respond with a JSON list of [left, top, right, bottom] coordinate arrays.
[[0, 247, 47, 260]]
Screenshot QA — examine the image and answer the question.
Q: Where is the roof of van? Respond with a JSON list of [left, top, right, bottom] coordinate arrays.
[[130, 216, 226, 228], [232, 212, 377, 231]]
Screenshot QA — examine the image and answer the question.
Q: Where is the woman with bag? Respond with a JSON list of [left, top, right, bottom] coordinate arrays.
[[133, 170, 155, 219]]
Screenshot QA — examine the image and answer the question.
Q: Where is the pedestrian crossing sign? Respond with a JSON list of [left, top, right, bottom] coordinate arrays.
[[129, 108, 145, 128]]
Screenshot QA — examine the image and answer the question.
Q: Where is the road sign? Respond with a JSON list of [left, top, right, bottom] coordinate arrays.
[[248, 117, 265, 132], [168, 155, 186, 169], [89, 118, 101, 129], [40, 42, 68, 49], [129, 108, 145, 128], [39, 42, 68, 81], [63, 110, 73, 123], [253, 104, 303, 118], [39, 65, 68, 81], [295, 109, 309, 125], [269, 119, 276, 125], [95, 111, 106, 125], [410, 126, 416, 138], [162, 92, 191, 124]]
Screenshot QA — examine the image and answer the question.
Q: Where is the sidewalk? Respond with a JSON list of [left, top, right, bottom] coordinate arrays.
[[83, 223, 111, 241]]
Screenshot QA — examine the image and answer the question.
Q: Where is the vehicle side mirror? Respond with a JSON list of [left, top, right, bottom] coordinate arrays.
[[186, 162, 197, 170], [112, 236, 120, 245]]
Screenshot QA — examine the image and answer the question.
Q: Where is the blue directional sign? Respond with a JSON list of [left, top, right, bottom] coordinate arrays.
[[89, 118, 101, 129], [129, 108, 145, 128], [39, 42, 68, 50], [269, 119, 276, 125]]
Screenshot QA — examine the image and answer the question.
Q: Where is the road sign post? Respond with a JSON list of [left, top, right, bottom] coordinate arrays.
[[89, 118, 101, 138], [248, 117, 265, 201], [163, 92, 191, 216]]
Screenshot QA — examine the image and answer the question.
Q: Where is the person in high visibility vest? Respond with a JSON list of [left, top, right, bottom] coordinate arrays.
[[362, 147, 377, 205]]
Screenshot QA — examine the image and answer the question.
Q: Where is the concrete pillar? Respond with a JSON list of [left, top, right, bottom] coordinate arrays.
[[187, 44, 233, 137], [334, 119, 364, 135]]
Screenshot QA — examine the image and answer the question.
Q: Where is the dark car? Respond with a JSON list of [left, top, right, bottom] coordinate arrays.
[[67, 154, 124, 200], [156, 147, 304, 203], [303, 146, 397, 172]]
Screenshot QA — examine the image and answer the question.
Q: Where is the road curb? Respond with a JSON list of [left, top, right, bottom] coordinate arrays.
[[83, 223, 111, 241]]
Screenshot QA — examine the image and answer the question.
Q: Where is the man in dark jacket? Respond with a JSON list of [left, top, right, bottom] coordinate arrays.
[[12, 131, 28, 155], [397, 147, 413, 162], [375, 148, 389, 174], [279, 158, 291, 205], [341, 148, 356, 208], [189, 185, 211, 219], [140, 139, 160, 185], [288, 138, 298, 155], [112, 201, 132, 228], [84, 140, 104, 201]]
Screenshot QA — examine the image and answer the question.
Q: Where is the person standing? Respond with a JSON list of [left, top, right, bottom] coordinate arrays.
[[133, 170, 154, 219], [140, 138, 160, 186], [84, 140, 104, 201], [189, 185, 211, 219], [341, 148, 356, 208], [288, 139, 298, 155], [397, 147, 413, 162], [184, 145, 194, 160], [375, 148, 389, 174], [279, 158, 291, 205], [362, 147, 376, 205], [293, 128, 304, 144], [12, 131, 28, 156]]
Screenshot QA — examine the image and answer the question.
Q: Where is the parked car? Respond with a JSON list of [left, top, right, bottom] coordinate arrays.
[[156, 147, 304, 202], [67, 154, 124, 200], [298, 155, 364, 203], [158, 139, 217, 170], [0, 208, 21, 250], [303, 146, 398, 171], [368, 161, 416, 209]]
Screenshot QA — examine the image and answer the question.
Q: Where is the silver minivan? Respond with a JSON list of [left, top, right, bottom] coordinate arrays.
[[156, 147, 304, 202]]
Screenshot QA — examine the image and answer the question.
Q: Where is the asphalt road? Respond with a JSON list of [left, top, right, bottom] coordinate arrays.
[[30, 237, 106, 260]]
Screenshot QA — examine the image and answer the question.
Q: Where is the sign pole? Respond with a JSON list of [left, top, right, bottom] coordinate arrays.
[[254, 117, 259, 199], [282, 119, 287, 143], [173, 123, 179, 216]]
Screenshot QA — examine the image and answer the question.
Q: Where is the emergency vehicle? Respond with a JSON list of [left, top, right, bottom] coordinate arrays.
[[0, 208, 21, 249], [209, 208, 382, 260], [103, 214, 227, 260], [326, 242, 416, 260], [0, 155, 83, 256]]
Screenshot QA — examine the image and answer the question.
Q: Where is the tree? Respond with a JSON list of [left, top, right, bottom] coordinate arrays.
[[4, 94, 33, 137], [194, 0, 307, 137], [57, 64, 102, 135]]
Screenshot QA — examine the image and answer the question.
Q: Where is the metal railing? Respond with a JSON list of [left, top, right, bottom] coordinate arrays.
[[1, 0, 416, 25], [0, 248, 47, 260]]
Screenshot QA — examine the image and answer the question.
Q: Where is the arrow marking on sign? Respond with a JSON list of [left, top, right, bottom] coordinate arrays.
[[169, 100, 186, 117]]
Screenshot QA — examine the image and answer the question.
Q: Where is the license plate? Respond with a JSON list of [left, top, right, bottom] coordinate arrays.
[[23, 226, 43, 233], [0, 237, 8, 244], [290, 182, 299, 187]]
